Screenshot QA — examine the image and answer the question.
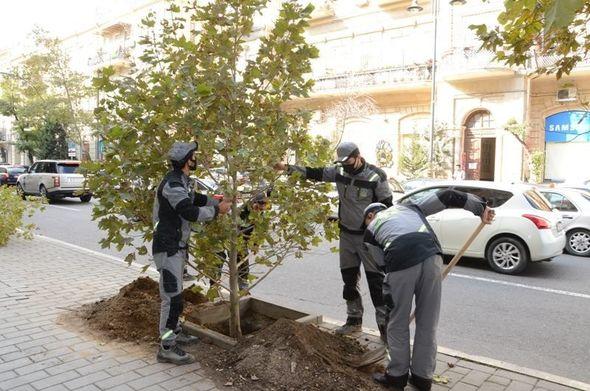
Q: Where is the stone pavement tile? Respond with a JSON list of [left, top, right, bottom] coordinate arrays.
[[442, 371, 468, 389], [17, 321, 54, 332], [0, 370, 18, 382], [0, 345, 19, 356], [0, 335, 31, 349], [0, 369, 49, 390], [158, 372, 204, 390], [43, 337, 84, 352], [2, 327, 45, 339], [107, 385, 135, 391], [2, 346, 46, 363], [455, 360, 497, 375], [488, 376, 512, 386], [126, 371, 174, 390], [94, 371, 143, 390], [75, 358, 119, 376], [495, 370, 538, 385], [45, 358, 91, 376], [105, 360, 149, 376], [29, 347, 74, 363], [15, 357, 62, 376], [163, 363, 203, 377], [432, 385, 451, 391], [534, 380, 575, 391], [135, 362, 175, 377], [64, 371, 111, 390], [435, 360, 448, 375], [461, 370, 491, 387], [189, 378, 218, 391], [31, 370, 80, 390], [0, 357, 32, 374], [438, 353, 460, 366], [140, 386, 166, 391], [479, 381, 507, 391], [451, 382, 479, 391], [11, 385, 36, 391], [505, 381, 536, 391], [17, 336, 59, 351], [40, 384, 69, 391]]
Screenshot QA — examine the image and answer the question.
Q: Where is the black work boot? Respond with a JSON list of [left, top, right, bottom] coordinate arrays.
[[372, 372, 408, 390], [156, 344, 195, 365], [334, 317, 362, 335], [409, 373, 432, 391]]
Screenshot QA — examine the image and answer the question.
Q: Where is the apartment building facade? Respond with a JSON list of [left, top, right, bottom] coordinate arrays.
[[1, 0, 589, 183]]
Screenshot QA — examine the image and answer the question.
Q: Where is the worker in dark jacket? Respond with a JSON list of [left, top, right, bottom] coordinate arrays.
[[275, 142, 393, 339], [152, 141, 232, 365], [363, 189, 494, 391]]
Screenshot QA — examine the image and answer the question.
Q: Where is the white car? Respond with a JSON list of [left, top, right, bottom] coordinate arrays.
[[397, 181, 566, 275], [17, 160, 91, 203], [538, 187, 590, 257]]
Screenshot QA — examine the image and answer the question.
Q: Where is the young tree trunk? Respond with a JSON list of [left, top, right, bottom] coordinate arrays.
[[228, 171, 242, 339]]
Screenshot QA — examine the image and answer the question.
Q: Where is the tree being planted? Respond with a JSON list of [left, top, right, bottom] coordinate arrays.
[[87, 0, 337, 339]]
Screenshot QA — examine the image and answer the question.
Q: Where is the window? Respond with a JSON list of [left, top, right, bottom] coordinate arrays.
[[7, 167, 26, 175], [465, 110, 493, 129], [455, 187, 513, 208], [29, 163, 39, 173], [57, 163, 80, 174], [45, 163, 57, 174], [524, 190, 553, 211], [540, 192, 578, 212], [400, 187, 445, 205]]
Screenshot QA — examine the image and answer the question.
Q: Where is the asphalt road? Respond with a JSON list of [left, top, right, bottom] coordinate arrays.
[[26, 198, 590, 383]]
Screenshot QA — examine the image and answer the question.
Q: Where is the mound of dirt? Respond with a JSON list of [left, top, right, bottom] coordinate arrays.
[[82, 277, 208, 342], [205, 318, 384, 391]]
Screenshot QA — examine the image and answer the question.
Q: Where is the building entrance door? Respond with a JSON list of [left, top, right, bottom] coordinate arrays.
[[480, 137, 496, 181]]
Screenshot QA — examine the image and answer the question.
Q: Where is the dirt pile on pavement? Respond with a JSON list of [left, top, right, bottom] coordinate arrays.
[[82, 277, 208, 342], [203, 318, 383, 391]]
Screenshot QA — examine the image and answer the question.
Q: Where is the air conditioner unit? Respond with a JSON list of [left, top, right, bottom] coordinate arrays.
[[556, 87, 577, 102]]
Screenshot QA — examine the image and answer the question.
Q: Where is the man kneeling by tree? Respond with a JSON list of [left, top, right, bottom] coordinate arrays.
[[363, 189, 494, 390]]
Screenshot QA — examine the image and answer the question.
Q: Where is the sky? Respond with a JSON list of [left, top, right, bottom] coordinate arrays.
[[0, 0, 151, 52]]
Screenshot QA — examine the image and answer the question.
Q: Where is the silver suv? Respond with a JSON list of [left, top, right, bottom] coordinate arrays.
[[17, 160, 92, 203]]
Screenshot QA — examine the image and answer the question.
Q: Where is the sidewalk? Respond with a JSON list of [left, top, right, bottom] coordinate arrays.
[[0, 235, 587, 391]]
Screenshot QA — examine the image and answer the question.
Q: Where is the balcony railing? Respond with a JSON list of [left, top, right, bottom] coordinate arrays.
[[313, 64, 432, 93], [88, 46, 131, 67], [440, 47, 515, 72]]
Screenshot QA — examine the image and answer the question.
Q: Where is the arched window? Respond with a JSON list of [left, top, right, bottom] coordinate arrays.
[[465, 110, 493, 130]]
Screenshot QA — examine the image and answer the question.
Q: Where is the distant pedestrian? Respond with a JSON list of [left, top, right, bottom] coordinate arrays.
[[452, 164, 465, 181]]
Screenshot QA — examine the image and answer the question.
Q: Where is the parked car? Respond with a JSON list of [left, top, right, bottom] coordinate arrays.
[[401, 177, 443, 192], [0, 166, 27, 186], [396, 181, 565, 275], [16, 160, 92, 203], [538, 187, 590, 257]]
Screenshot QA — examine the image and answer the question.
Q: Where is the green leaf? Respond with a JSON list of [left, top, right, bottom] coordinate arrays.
[[545, 0, 584, 32]]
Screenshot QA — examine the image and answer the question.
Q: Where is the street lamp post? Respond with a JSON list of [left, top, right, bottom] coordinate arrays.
[[407, 0, 464, 176]]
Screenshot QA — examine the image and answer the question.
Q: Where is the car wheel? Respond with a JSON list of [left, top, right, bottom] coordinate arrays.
[[39, 185, 54, 204], [80, 194, 92, 203], [16, 184, 26, 200], [485, 237, 529, 275], [565, 229, 590, 257]]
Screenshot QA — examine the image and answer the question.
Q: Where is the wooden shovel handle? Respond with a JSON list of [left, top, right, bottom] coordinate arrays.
[[409, 220, 487, 324]]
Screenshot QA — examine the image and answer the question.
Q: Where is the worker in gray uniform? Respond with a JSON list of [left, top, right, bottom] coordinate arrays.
[[275, 142, 393, 339], [362, 189, 494, 390], [152, 141, 232, 365]]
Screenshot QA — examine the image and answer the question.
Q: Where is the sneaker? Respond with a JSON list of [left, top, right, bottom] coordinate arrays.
[[334, 318, 362, 335], [175, 331, 199, 346], [156, 345, 196, 365]]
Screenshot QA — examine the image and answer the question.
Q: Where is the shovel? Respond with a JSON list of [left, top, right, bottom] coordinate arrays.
[[346, 221, 487, 368]]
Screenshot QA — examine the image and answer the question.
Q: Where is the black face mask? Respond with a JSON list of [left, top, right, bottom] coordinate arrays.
[[187, 157, 197, 171], [342, 163, 356, 175]]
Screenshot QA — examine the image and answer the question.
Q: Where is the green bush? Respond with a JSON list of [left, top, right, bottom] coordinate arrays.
[[0, 186, 39, 246]]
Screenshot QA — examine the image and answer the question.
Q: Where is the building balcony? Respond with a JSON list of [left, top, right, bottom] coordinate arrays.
[[311, 63, 432, 96], [100, 22, 131, 38], [439, 47, 516, 81], [309, 1, 336, 25], [88, 46, 132, 69], [527, 54, 590, 75]]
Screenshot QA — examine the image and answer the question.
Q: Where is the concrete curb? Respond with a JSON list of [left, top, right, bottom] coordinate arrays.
[[34, 234, 589, 391], [322, 317, 590, 391]]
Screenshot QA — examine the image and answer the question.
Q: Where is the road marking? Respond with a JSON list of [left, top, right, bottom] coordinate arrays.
[[451, 273, 590, 299], [48, 205, 80, 212]]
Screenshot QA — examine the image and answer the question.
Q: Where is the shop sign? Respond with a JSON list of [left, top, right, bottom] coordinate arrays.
[[545, 110, 590, 142]]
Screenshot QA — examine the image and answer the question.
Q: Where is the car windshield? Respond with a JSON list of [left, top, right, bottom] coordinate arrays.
[[524, 189, 552, 211], [57, 163, 80, 174], [7, 167, 26, 174]]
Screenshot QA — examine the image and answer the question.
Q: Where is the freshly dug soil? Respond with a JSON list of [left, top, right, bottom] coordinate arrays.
[[81, 277, 208, 342], [194, 318, 384, 391]]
